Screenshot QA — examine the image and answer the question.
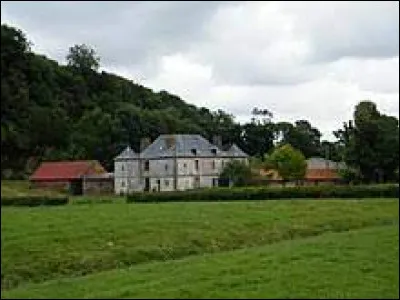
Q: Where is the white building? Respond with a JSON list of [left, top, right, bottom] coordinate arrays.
[[114, 134, 248, 194]]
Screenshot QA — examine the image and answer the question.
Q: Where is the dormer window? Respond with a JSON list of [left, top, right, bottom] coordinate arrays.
[[211, 148, 217, 155], [191, 148, 197, 155]]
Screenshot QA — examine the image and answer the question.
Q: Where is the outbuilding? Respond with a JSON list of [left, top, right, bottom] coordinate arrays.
[[29, 160, 107, 195]]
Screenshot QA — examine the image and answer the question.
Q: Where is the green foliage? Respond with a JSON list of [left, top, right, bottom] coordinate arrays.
[[240, 116, 275, 160], [3, 225, 398, 299], [274, 120, 322, 158], [1, 199, 398, 290], [127, 184, 399, 203], [338, 167, 362, 185], [335, 100, 399, 183], [66, 44, 100, 72], [1, 23, 397, 185], [219, 160, 252, 186], [0, 24, 240, 177], [1, 196, 68, 207], [267, 144, 307, 181]]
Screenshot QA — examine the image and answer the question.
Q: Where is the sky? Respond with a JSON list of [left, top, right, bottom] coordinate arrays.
[[1, 1, 399, 141]]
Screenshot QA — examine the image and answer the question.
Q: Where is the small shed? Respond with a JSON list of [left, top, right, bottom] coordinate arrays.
[[29, 160, 107, 195], [82, 173, 114, 195]]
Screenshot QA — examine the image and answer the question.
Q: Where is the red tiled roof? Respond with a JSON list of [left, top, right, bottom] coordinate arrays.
[[306, 169, 340, 180], [258, 167, 340, 181], [30, 160, 106, 181]]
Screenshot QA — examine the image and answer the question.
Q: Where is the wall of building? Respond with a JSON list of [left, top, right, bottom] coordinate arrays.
[[114, 159, 141, 194], [114, 156, 248, 194], [83, 179, 114, 195], [30, 180, 70, 192]]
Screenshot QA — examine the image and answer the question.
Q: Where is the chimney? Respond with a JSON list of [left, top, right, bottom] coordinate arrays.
[[212, 135, 223, 149], [165, 135, 176, 149], [140, 137, 151, 152]]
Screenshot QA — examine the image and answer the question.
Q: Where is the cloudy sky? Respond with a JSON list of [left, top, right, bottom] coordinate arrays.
[[1, 1, 399, 140]]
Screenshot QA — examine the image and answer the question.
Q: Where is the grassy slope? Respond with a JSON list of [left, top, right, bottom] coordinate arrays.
[[3, 225, 398, 299], [1, 180, 64, 197], [1, 199, 398, 289]]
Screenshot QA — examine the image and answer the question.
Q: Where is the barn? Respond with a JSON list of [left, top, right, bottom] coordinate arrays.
[[29, 160, 108, 195]]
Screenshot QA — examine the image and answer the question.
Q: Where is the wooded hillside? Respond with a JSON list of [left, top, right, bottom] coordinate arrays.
[[1, 24, 398, 183]]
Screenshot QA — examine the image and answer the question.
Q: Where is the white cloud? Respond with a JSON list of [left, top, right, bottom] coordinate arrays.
[[1, 1, 399, 142]]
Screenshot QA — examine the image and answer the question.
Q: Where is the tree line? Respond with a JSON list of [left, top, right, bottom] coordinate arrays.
[[1, 24, 398, 183]]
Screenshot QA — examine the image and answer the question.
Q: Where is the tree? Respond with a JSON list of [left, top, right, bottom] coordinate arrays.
[[274, 120, 322, 158], [334, 100, 399, 183], [66, 44, 100, 72], [266, 144, 307, 182], [220, 160, 253, 187]]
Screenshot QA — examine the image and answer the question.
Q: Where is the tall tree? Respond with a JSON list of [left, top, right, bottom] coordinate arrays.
[[274, 120, 321, 158], [334, 100, 399, 183], [66, 44, 100, 72]]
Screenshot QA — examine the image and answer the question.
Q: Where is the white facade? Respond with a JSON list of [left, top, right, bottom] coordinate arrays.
[[114, 135, 248, 194]]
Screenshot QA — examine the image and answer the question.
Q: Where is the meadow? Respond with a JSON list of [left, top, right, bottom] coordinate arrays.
[[1, 196, 399, 298]]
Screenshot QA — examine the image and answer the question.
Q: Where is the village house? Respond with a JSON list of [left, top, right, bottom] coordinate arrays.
[[29, 160, 113, 195], [114, 134, 248, 194], [259, 157, 347, 186]]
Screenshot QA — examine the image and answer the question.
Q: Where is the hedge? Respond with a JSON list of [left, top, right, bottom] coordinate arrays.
[[127, 184, 399, 203], [1, 196, 69, 207]]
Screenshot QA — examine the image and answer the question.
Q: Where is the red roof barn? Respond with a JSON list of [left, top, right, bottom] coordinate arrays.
[[30, 160, 107, 194]]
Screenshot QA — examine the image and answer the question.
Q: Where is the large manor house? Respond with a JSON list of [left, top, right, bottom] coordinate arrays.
[[114, 134, 248, 194]]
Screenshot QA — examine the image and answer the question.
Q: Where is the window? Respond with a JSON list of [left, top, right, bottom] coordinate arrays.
[[191, 148, 197, 155], [183, 163, 187, 168], [121, 165, 125, 171], [212, 160, 216, 170], [195, 160, 199, 171], [222, 160, 225, 168], [211, 148, 217, 155], [165, 179, 169, 186], [144, 160, 150, 171], [212, 178, 218, 187], [121, 181, 125, 187], [165, 164, 168, 171]]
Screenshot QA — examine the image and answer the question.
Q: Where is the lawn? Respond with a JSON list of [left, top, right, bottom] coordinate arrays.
[[3, 224, 398, 299], [1, 199, 398, 293]]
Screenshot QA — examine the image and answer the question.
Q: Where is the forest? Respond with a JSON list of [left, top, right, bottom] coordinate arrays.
[[1, 24, 399, 183]]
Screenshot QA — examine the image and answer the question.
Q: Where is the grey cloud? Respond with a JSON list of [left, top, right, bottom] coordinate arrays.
[[282, 1, 399, 63], [1, 1, 229, 74], [2, 1, 398, 86]]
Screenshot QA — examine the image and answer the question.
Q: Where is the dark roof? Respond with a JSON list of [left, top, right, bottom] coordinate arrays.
[[139, 134, 248, 159], [30, 160, 106, 181], [224, 143, 248, 157], [307, 157, 346, 170], [114, 146, 138, 161]]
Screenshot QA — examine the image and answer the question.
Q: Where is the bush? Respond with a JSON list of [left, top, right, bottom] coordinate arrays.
[[127, 184, 399, 203], [220, 160, 253, 187], [1, 196, 69, 207]]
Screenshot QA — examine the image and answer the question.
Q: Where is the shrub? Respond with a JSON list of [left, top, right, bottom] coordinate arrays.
[[1, 196, 69, 207], [219, 160, 253, 187], [127, 184, 399, 203]]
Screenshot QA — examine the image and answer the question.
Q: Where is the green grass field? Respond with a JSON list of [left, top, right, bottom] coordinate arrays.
[[3, 225, 398, 299], [1, 198, 399, 298]]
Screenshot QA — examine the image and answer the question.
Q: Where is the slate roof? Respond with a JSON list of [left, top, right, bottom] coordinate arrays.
[[306, 157, 346, 170], [119, 134, 248, 159], [224, 143, 248, 158], [114, 146, 138, 161], [30, 160, 106, 181]]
